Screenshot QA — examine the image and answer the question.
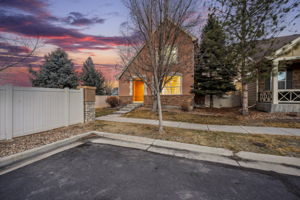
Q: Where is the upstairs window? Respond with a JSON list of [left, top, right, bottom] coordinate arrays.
[[167, 46, 178, 64], [156, 46, 178, 64]]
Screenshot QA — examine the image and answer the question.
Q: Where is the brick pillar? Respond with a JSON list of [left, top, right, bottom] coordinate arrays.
[[78, 86, 96, 122]]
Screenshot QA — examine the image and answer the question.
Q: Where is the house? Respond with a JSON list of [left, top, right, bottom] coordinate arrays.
[[117, 24, 198, 108], [248, 34, 300, 112]]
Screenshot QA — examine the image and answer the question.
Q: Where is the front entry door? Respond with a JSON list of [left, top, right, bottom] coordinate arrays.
[[133, 80, 144, 102]]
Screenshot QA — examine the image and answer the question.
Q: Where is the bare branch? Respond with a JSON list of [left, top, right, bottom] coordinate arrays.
[[0, 36, 42, 72]]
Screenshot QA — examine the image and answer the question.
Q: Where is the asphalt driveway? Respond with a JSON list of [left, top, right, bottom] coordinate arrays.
[[0, 143, 299, 200]]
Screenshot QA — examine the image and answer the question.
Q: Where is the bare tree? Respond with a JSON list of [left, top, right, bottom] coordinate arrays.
[[104, 80, 116, 95], [0, 36, 41, 72], [120, 0, 200, 133]]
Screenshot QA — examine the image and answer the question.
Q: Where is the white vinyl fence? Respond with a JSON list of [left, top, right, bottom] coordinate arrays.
[[204, 93, 241, 108], [95, 95, 109, 108], [0, 85, 84, 140]]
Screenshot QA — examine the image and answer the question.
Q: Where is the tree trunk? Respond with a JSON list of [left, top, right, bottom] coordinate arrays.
[[156, 90, 164, 133], [240, 1, 249, 116], [154, 74, 164, 133], [209, 95, 213, 108], [152, 96, 158, 112], [242, 82, 249, 115]]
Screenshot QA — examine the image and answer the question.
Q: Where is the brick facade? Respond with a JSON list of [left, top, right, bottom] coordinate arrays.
[[118, 25, 197, 107], [119, 95, 194, 107]]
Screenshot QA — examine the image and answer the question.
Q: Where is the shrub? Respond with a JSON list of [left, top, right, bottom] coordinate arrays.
[[106, 96, 120, 108], [181, 101, 193, 112], [181, 102, 189, 112]]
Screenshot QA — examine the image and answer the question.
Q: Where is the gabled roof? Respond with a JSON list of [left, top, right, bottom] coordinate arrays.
[[117, 21, 197, 80], [252, 34, 300, 60], [116, 45, 145, 80]]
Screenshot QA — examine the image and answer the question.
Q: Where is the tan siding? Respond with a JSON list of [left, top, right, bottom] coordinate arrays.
[[278, 41, 300, 58]]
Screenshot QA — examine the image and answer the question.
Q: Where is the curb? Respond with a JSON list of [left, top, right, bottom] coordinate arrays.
[[236, 151, 300, 167], [1, 131, 299, 176], [91, 131, 300, 176]]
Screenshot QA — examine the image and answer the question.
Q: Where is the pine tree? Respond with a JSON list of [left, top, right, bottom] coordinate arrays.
[[80, 57, 106, 95], [29, 48, 78, 88], [193, 14, 236, 108]]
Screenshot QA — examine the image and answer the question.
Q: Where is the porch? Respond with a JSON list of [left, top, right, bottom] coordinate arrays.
[[257, 57, 300, 113]]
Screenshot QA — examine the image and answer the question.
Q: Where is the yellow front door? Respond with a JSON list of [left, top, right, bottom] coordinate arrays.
[[133, 80, 144, 102]]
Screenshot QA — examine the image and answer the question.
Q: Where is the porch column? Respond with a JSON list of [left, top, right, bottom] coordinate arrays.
[[272, 60, 279, 104]]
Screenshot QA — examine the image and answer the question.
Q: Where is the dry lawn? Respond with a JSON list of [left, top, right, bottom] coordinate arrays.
[[93, 121, 300, 157], [95, 107, 118, 117], [124, 107, 300, 128]]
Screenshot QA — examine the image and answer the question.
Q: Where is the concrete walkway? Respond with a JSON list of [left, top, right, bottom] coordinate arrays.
[[96, 114, 300, 136]]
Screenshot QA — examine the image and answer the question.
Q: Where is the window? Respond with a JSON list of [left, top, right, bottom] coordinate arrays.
[[161, 76, 181, 95], [167, 46, 178, 64], [265, 70, 293, 90], [278, 71, 286, 89], [156, 46, 178, 64]]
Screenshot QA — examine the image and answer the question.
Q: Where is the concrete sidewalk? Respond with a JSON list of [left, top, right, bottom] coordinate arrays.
[[96, 114, 300, 136]]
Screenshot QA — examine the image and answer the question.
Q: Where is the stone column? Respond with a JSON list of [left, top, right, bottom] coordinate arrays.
[[78, 86, 96, 122], [272, 60, 279, 104]]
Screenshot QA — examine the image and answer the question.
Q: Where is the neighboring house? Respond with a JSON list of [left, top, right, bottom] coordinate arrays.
[[117, 24, 198, 108], [248, 34, 300, 112], [111, 87, 118, 96]]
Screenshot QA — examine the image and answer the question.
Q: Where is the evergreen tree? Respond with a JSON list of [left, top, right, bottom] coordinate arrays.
[[193, 14, 236, 108], [80, 57, 105, 95], [29, 48, 78, 88]]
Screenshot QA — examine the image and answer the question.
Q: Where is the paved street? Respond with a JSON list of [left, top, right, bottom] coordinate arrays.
[[0, 143, 299, 200]]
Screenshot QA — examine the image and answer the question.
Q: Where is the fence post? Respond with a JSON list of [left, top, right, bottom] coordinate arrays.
[[5, 84, 13, 140], [79, 88, 84, 123], [64, 87, 70, 126], [77, 86, 96, 122]]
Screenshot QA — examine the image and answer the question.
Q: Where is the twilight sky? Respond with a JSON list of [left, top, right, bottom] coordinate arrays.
[[0, 0, 300, 87], [0, 0, 130, 87]]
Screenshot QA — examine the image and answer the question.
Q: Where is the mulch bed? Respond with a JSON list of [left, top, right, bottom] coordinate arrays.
[[0, 123, 94, 157]]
